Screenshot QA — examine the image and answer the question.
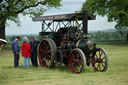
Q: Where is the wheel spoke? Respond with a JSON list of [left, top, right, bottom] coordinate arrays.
[[102, 61, 106, 64], [45, 55, 52, 66], [72, 54, 76, 63], [102, 57, 105, 60], [40, 49, 51, 54], [101, 63, 105, 68], [74, 65, 78, 72], [76, 53, 79, 59], [46, 55, 51, 60], [95, 54, 98, 58], [79, 60, 83, 65], [41, 57, 46, 62], [96, 63, 99, 70], [98, 51, 100, 58], [99, 51, 103, 58], [72, 53, 75, 59], [75, 64, 81, 72], [97, 63, 101, 70]]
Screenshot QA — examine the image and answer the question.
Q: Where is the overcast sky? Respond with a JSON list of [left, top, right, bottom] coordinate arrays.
[[6, 0, 116, 35]]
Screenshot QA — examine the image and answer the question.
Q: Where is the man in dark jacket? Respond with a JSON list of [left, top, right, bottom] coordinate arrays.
[[29, 37, 39, 67], [12, 36, 20, 67]]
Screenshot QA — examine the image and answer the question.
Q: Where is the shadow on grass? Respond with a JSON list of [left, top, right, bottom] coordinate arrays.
[[53, 64, 94, 74], [55, 65, 70, 73]]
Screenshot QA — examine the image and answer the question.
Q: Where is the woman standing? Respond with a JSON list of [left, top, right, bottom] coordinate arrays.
[[22, 37, 32, 68]]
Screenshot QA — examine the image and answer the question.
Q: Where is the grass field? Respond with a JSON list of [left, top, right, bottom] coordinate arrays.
[[0, 43, 128, 85]]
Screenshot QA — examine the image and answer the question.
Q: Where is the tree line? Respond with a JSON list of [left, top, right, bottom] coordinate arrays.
[[89, 31, 127, 42]]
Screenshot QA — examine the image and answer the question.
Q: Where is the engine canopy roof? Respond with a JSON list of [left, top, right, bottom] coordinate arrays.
[[33, 13, 96, 21]]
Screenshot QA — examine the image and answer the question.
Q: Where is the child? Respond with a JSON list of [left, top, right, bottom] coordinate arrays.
[[22, 37, 32, 68]]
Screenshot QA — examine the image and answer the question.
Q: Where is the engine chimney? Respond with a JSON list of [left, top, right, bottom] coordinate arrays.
[[82, 8, 88, 39]]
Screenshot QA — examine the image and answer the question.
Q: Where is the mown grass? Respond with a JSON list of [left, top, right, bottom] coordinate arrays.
[[0, 43, 128, 85]]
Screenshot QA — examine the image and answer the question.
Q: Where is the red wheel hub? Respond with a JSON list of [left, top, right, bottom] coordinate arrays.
[[97, 58, 102, 63]]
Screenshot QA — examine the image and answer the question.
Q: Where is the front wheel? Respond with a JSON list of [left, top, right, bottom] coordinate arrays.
[[92, 48, 108, 72], [69, 48, 86, 74]]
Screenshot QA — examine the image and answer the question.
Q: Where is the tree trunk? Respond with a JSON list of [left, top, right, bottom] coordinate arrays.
[[0, 23, 5, 39]]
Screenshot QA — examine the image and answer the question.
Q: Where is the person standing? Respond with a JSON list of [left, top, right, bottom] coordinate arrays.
[[29, 37, 39, 67], [12, 36, 20, 67], [22, 37, 32, 68]]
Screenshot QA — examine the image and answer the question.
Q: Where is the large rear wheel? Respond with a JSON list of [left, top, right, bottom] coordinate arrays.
[[69, 48, 86, 74], [38, 39, 56, 68]]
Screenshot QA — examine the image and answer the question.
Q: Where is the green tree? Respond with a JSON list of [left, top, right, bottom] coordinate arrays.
[[10, 35, 16, 41], [82, 0, 128, 41], [0, 0, 61, 39]]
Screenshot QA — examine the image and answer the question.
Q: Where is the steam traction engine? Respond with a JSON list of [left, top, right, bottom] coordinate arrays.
[[33, 9, 108, 74]]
